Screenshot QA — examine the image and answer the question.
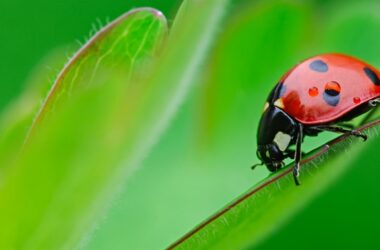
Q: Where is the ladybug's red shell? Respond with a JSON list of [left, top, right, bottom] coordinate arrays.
[[276, 53, 380, 125]]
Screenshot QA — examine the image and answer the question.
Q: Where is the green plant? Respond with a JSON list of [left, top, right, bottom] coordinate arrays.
[[167, 119, 380, 250]]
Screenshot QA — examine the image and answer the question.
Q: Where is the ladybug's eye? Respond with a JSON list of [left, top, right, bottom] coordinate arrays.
[[324, 81, 341, 96], [265, 150, 270, 158]]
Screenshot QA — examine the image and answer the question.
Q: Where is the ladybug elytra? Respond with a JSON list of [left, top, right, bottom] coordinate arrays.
[[253, 53, 380, 185]]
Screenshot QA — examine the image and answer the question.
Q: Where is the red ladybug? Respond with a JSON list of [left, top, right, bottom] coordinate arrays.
[[254, 53, 380, 185]]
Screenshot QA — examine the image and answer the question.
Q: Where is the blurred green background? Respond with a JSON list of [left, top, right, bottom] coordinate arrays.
[[1, 0, 380, 249]]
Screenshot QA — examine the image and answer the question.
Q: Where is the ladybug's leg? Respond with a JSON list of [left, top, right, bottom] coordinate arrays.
[[293, 124, 303, 186], [311, 125, 367, 141], [337, 123, 355, 130]]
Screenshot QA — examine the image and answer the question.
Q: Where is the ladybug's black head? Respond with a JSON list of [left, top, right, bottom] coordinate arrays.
[[256, 144, 284, 171], [256, 105, 298, 172]]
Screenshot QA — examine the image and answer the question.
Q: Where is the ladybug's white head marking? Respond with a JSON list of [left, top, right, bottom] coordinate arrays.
[[274, 98, 284, 109], [263, 102, 269, 112], [273, 131, 291, 151]]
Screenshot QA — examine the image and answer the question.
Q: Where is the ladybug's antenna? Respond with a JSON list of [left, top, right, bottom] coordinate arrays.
[[251, 162, 263, 170]]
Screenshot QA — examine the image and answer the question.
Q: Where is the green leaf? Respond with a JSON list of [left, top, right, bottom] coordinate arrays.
[[84, 0, 235, 249], [0, 48, 68, 174], [168, 120, 380, 250], [0, 8, 168, 250], [83, 1, 314, 250], [26, 8, 167, 140]]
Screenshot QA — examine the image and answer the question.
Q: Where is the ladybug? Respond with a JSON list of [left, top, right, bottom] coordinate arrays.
[[253, 53, 380, 185]]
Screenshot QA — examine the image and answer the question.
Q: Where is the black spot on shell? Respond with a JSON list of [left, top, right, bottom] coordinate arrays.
[[325, 88, 339, 96], [310, 60, 328, 72], [364, 67, 380, 85], [323, 92, 340, 106]]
